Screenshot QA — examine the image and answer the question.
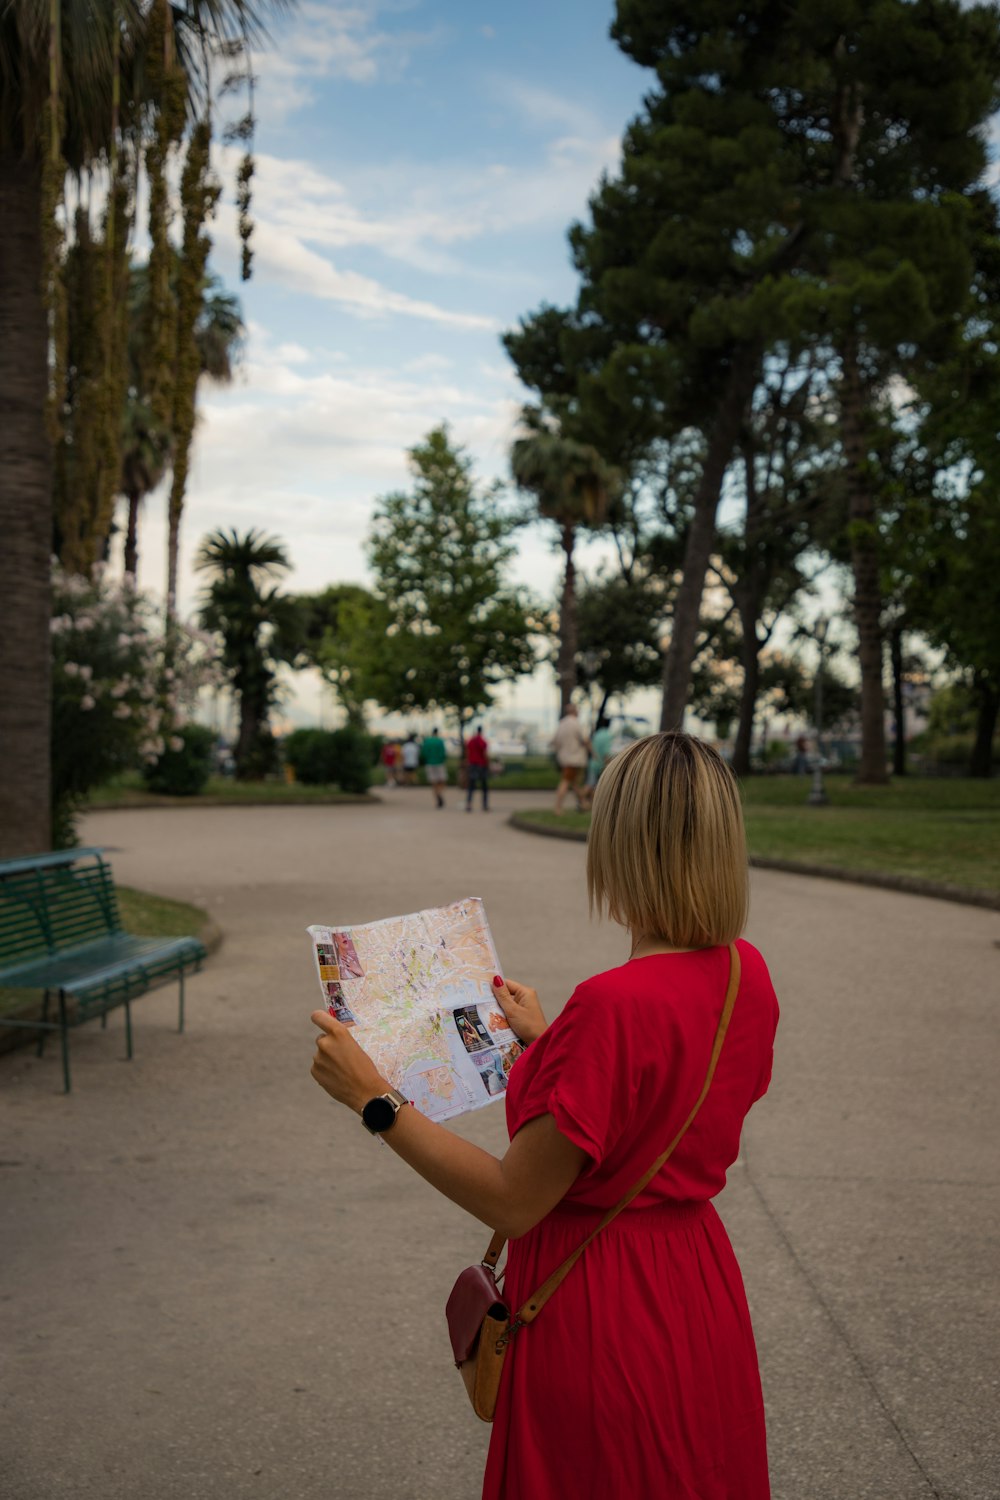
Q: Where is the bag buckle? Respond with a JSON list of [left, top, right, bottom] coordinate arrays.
[[495, 1317, 524, 1352]]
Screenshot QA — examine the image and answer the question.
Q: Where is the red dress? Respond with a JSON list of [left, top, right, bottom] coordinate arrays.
[[482, 940, 779, 1500]]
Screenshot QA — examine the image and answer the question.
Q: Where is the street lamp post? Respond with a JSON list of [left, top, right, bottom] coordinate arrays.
[[807, 617, 830, 808]]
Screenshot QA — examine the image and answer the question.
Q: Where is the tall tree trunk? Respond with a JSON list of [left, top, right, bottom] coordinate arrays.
[[969, 679, 998, 779], [890, 622, 906, 777], [0, 153, 53, 856], [124, 489, 141, 577], [732, 625, 761, 779], [731, 442, 765, 778], [556, 522, 578, 717], [660, 347, 759, 730], [840, 343, 888, 785]]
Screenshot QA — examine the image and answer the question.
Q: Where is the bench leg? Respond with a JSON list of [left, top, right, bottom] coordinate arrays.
[[37, 990, 51, 1058], [124, 997, 133, 1060], [58, 990, 71, 1094], [178, 967, 186, 1034]]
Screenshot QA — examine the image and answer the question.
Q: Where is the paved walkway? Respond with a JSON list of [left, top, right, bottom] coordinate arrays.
[[1, 793, 997, 1500]]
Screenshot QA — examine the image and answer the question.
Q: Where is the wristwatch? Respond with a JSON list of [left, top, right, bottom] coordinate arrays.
[[361, 1087, 410, 1135]]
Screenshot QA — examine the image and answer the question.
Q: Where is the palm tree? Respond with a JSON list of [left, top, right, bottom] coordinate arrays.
[[120, 396, 171, 577], [120, 264, 244, 580], [0, 0, 290, 856], [165, 273, 244, 611], [511, 408, 618, 715], [196, 527, 296, 778]]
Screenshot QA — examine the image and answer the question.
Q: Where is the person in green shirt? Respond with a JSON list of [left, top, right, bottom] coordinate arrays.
[[421, 728, 448, 808], [583, 715, 614, 809]]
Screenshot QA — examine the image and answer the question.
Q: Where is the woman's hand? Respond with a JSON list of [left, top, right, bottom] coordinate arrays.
[[311, 1010, 388, 1112], [492, 976, 548, 1045]]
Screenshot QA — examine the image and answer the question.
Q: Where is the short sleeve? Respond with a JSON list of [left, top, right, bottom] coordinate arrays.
[[507, 980, 629, 1168]]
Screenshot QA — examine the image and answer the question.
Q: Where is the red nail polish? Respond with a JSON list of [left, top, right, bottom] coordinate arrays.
[[493, 975, 503, 988]]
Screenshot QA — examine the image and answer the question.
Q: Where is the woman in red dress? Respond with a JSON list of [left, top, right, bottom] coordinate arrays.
[[311, 732, 779, 1499]]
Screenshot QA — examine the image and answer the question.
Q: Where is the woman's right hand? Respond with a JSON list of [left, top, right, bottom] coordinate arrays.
[[492, 975, 548, 1045]]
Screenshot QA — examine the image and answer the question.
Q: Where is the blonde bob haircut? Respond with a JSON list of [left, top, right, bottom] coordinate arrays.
[[587, 732, 749, 949]]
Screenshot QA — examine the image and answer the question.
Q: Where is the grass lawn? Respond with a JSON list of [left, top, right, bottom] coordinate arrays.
[[515, 776, 1000, 897], [87, 773, 372, 806], [0, 885, 211, 1020], [372, 755, 561, 791]]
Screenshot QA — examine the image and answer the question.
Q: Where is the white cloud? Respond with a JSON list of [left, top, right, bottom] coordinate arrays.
[[492, 78, 606, 141], [245, 215, 497, 329], [254, 2, 445, 121], [211, 110, 620, 292], [124, 337, 526, 616]]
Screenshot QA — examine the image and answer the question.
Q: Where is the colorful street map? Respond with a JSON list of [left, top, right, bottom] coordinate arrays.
[[307, 898, 525, 1123]]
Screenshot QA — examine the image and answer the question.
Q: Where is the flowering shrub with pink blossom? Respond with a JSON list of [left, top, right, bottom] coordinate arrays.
[[51, 563, 223, 842]]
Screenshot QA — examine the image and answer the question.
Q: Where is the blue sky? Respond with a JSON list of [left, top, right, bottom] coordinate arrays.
[[131, 0, 650, 726]]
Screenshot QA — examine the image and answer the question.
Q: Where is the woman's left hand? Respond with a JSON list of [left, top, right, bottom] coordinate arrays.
[[311, 1010, 388, 1112]]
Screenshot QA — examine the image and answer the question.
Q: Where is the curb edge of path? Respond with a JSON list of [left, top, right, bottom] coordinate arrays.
[[507, 813, 1000, 913]]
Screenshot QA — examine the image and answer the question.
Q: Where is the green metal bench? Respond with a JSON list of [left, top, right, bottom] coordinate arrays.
[[0, 847, 206, 1092]]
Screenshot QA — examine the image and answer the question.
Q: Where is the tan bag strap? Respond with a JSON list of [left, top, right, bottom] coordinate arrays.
[[481, 942, 741, 1324]]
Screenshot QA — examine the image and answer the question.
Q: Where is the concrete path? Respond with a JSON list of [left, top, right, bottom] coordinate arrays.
[[1, 792, 997, 1500]]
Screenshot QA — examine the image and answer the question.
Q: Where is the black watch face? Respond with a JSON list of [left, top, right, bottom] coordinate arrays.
[[362, 1095, 396, 1132]]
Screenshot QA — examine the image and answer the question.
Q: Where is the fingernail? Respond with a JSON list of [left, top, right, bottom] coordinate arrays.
[[493, 975, 503, 988]]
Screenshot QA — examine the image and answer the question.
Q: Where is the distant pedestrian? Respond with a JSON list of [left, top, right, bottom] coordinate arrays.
[[465, 725, 490, 812], [792, 734, 809, 775], [582, 714, 614, 808], [551, 704, 591, 814], [422, 726, 448, 809], [401, 734, 420, 786], [380, 739, 399, 787]]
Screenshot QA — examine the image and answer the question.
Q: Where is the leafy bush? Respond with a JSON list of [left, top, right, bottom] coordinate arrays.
[[284, 729, 338, 785], [330, 725, 373, 794], [143, 724, 216, 796], [51, 563, 221, 842], [284, 727, 372, 792]]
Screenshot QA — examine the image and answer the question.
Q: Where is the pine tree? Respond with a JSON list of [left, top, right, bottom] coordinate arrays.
[[512, 0, 1000, 782]]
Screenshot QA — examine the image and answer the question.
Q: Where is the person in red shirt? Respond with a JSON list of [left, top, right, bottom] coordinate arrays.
[[464, 725, 490, 812]]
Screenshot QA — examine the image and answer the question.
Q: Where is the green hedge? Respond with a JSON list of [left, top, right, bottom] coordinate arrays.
[[142, 724, 216, 796], [284, 727, 373, 793]]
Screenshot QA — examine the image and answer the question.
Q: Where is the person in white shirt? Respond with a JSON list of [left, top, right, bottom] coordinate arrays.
[[550, 704, 591, 814], [400, 734, 420, 786]]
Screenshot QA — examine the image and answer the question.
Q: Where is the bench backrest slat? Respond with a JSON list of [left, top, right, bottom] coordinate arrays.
[[0, 854, 122, 969]]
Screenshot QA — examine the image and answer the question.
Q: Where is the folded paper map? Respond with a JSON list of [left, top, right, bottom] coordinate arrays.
[[307, 897, 525, 1123]]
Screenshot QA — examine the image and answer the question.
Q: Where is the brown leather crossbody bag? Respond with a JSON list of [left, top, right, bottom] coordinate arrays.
[[445, 942, 741, 1422]]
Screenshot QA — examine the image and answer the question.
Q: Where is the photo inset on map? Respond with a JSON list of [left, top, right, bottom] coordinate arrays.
[[316, 943, 340, 982], [473, 1050, 507, 1096], [454, 1006, 492, 1054], [325, 981, 358, 1026], [332, 931, 363, 977], [499, 1041, 524, 1076]]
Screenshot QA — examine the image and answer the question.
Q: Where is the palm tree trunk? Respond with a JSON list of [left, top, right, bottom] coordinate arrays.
[[660, 347, 759, 730], [557, 523, 578, 717], [969, 679, 998, 779], [124, 489, 141, 577], [0, 151, 53, 856], [841, 343, 888, 785], [235, 686, 259, 779], [166, 498, 181, 620]]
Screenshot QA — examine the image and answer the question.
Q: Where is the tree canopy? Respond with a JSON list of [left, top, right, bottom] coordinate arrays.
[[366, 427, 538, 734]]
